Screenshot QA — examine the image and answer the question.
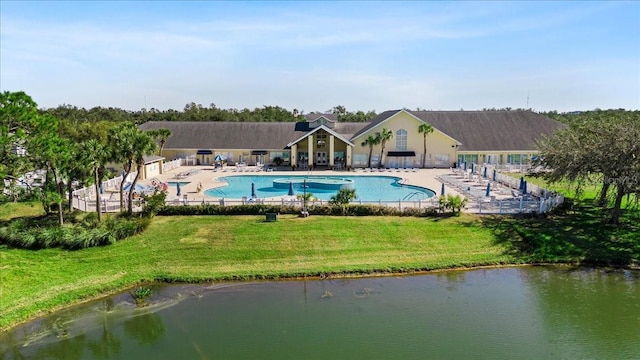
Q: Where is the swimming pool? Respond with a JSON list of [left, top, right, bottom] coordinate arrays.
[[167, 181, 191, 187], [204, 175, 435, 201]]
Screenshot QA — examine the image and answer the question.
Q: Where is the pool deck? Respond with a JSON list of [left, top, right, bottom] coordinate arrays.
[[142, 165, 465, 203]]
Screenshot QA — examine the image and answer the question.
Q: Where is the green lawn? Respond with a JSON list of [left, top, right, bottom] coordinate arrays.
[[1, 199, 638, 331], [1, 214, 515, 330]]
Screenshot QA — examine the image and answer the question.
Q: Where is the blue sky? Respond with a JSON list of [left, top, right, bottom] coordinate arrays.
[[1, 1, 638, 113]]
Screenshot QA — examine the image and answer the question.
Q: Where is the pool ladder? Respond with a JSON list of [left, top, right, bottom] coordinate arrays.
[[402, 192, 427, 201]]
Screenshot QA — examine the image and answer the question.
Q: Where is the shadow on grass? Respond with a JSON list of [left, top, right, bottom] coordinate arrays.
[[481, 201, 639, 266]]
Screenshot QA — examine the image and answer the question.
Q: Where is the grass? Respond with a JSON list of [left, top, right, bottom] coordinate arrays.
[[0, 201, 44, 220], [1, 213, 514, 331], [1, 194, 638, 331]]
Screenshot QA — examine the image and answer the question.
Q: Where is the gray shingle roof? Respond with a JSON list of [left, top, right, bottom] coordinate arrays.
[[304, 113, 338, 122], [138, 121, 367, 150], [139, 111, 564, 152], [352, 110, 564, 151]]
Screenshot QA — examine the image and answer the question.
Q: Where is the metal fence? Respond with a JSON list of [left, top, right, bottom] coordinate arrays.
[[70, 165, 563, 215], [439, 165, 564, 214], [469, 195, 565, 215], [164, 197, 440, 211]]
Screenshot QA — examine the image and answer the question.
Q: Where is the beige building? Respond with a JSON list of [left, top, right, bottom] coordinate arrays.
[[138, 110, 564, 169]]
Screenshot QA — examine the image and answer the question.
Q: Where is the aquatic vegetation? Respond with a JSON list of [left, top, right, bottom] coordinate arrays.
[[131, 287, 153, 306]]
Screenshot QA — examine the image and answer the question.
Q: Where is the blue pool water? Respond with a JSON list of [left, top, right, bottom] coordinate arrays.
[[167, 181, 191, 187], [204, 175, 435, 201]]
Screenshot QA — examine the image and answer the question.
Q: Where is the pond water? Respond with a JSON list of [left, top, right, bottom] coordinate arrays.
[[2, 266, 638, 359]]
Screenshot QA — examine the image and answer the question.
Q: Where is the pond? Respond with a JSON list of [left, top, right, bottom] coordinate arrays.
[[1, 266, 638, 359]]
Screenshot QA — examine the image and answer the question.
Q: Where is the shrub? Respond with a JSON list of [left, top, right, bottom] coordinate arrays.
[[157, 203, 441, 218], [445, 194, 468, 215], [0, 214, 150, 250], [329, 188, 357, 205], [141, 190, 166, 218]]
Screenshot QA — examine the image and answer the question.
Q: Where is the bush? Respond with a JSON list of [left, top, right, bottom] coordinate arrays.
[[0, 215, 150, 250], [329, 188, 357, 205], [157, 203, 440, 217], [141, 190, 166, 218]]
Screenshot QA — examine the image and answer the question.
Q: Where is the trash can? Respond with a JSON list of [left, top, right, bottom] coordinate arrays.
[[265, 213, 278, 222]]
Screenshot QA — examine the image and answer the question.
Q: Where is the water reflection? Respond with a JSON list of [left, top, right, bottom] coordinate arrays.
[[86, 299, 121, 359], [1, 267, 639, 360], [520, 266, 640, 358]]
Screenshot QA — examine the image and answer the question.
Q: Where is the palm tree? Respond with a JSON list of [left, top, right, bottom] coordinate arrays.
[[376, 128, 393, 168], [127, 132, 158, 214], [108, 123, 137, 211], [147, 128, 172, 156], [80, 139, 108, 222], [418, 122, 434, 168], [361, 135, 379, 168]]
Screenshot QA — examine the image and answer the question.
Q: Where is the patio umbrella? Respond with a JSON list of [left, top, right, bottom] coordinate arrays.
[[123, 183, 152, 192], [492, 169, 497, 182], [471, 163, 475, 174], [176, 182, 181, 196], [486, 182, 491, 197], [288, 182, 295, 196], [463, 162, 467, 171], [522, 180, 528, 195], [483, 167, 487, 178], [214, 154, 226, 162], [519, 177, 524, 191], [100, 183, 104, 194], [441, 183, 445, 196], [251, 182, 256, 198]]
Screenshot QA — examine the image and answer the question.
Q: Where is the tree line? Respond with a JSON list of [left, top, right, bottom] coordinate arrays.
[[41, 103, 377, 124]]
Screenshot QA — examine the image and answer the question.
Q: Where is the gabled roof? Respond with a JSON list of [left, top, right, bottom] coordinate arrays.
[[138, 111, 563, 153], [350, 110, 402, 140], [410, 110, 565, 151], [139, 121, 305, 150], [138, 121, 368, 151], [351, 110, 564, 151], [304, 113, 338, 122], [286, 124, 355, 148]]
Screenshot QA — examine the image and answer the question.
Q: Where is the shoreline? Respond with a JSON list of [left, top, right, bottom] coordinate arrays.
[[3, 261, 637, 333]]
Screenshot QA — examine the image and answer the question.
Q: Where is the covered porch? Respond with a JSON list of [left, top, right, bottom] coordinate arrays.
[[287, 126, 355, 170]]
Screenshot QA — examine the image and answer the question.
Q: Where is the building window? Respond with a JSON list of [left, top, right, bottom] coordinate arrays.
[[435, 154, 450, 167], [316, 133, 327, 148], [458, 154, 479, 165], [396, 129, 407, 150], [270, 152, 290, 164], [352, 153, 367, 167], [507, 154, 529, 164]]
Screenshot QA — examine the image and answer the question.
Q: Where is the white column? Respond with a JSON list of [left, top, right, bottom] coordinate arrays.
[[329, 135, 335, 168], [307, 134, 314, 167], [291, 144, 298, 167], [346, 146, 352, 169]]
